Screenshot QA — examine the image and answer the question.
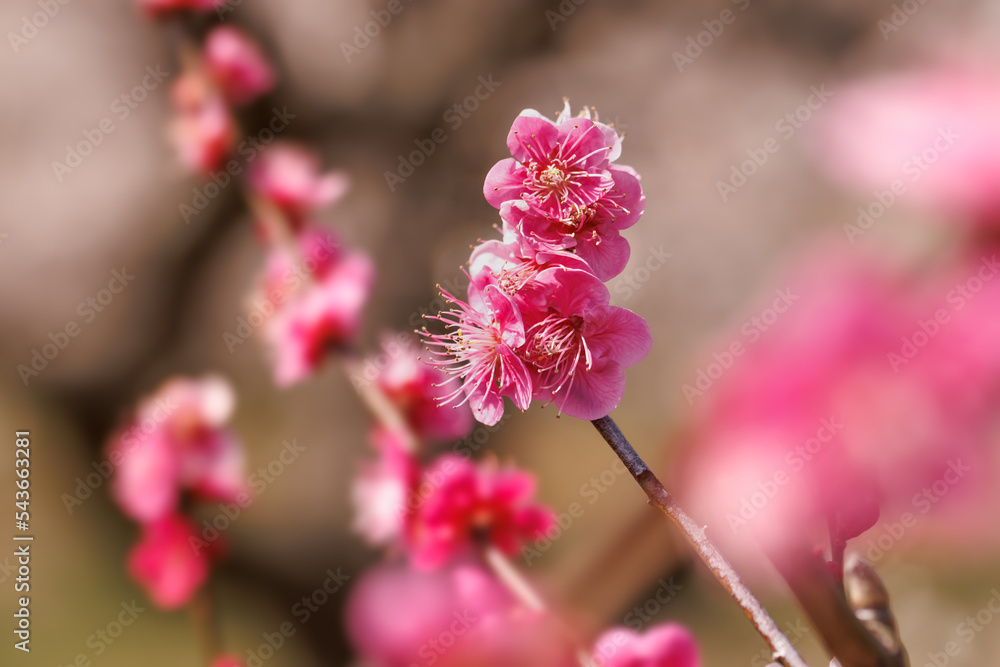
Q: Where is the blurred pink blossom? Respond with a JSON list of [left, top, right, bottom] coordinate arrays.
[[404, 455, 555, 569], [352, 427, 419, 546], [678, 249, 1000, 568], [593, 624, 700, 667], [169, 71, 235, 174], [137, 0, 223, 17], [204, 26, 276, 107], [248, 143, 350, 229], [263, 243, 374, 386], [436, 611, 580, 667], [109, 376, 246, 523], [345, 560, 514, 667], [812, 67, 1000, 226], [127, 515, 212, 609], [371, 334, 474, 443], [210, 657, 244, 667]]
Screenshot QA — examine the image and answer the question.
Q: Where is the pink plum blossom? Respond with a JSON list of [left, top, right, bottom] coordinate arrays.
[[352, 427, 420, 546], [522, 267, 651, 419], [204, 26, 276, 107], [169, 70, 234, 174], [211, 657, 244, 667], [127, 515, 212, 609], [422, 279, 533, 426], [263, 242, 373, 385], [369, 334, 474, 443], [484, 104, 620, 222], [137, 0, 223, 17], [346, 560, 514, 667], [499, 166, 644, 281], [593, 624, 700, 667], [425, 245, 650, 423], [404, 455, 555, 569], [811, 67, 1000, 226], [248, 143, 350, 229], [435, 611, 580, 667], [109, 376, 246, 523], [678, 249, 1000, 568]]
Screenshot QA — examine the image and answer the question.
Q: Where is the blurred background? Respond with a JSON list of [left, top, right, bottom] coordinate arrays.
[[2, 0, 1000, 665]]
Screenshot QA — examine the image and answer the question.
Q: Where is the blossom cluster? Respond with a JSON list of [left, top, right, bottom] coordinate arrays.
[[107, 376, 246, 609], [347, 108, 697, 667], [251, 180, 374, 387], [351, 336, 553, 566], [423, 102, 652, 425], [169, 25, 275, 174]]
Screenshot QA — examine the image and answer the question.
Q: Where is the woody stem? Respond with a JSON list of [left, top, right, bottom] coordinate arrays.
[[591, 415, 811, 667]]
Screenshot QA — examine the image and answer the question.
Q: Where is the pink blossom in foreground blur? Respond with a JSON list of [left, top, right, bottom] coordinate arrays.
[[109, 375, 246, 523], [248, 143, 350, 230], [169, 71, 234, 174], [137, 0, 223, 17], [369, 334, 474, 443], [210, 657, 244, 667], [263, 243, 374, 386], [593, 624, 700, 667], [204, 26, 276, 107], [405, 455, 555, 569], [811, 67, 1000, 226], [678, 249, 1000, 569], [346, 560, 514, 667], [435, 611, 580, 667], [352, 427, 419, 546], [127, 515, 212, 609]]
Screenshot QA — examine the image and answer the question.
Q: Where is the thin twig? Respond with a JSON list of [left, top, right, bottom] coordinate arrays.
[[189, 587, 220, 666], [591, 416, 811, 667]]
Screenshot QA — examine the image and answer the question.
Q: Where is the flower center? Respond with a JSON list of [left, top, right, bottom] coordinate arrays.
[[526, 158, 577, 201], [527, 314, 591, 397]]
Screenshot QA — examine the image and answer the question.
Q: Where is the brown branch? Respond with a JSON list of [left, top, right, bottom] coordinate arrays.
[[591, 416, 811, 667]]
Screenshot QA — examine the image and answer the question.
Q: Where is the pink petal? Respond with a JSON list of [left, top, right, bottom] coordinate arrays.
[[585, 306, 653, 369]]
